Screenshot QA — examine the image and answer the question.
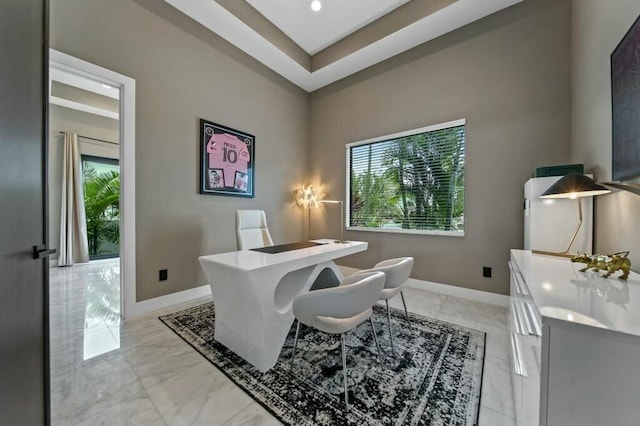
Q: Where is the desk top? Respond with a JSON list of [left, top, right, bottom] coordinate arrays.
[[250, 241, 324, 254], [511, 249, 640, 337], [199, 239, 367, 271]]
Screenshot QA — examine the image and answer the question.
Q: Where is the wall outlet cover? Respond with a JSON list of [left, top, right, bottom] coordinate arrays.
[[483, 266, 492, 278]]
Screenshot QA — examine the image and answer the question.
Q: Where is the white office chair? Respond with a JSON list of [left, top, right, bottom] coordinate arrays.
[[236, 210, 274, 250], [290, 271, 385, 410], [354, 257, 414, 355]]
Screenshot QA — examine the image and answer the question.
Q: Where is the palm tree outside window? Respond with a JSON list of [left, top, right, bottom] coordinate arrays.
[[81, 155, 120, 259]]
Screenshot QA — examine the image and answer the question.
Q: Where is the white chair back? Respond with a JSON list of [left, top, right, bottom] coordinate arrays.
[[236, 210, 274, 250], [292, 271, 385, 332], [364, 257, 414, 290]]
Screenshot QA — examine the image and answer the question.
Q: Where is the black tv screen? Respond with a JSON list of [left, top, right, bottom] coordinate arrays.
[[611, 14, 640, 181]]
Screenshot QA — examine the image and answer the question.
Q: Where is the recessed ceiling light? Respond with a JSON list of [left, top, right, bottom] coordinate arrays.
[[310, 0, 322, 12]]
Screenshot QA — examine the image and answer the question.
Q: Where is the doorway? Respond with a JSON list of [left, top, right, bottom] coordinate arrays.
[[48, 49, 136, 318]]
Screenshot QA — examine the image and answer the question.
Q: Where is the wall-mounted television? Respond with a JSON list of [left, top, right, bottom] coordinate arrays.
[[611, 14, 640, 182]]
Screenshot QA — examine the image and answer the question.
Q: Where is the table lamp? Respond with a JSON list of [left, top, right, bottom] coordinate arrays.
[[318, 200, 347, 244], [535, 173, 610, 257]]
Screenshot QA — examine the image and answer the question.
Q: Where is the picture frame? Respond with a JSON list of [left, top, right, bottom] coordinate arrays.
[[200, 119, 255, 197], [611, 14, 640, 181]]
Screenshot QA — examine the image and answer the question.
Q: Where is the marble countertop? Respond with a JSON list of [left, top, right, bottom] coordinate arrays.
[[511, 250, 640, 337]]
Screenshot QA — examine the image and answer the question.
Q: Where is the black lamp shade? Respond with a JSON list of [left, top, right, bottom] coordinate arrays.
[[540, 173, 610, 199]]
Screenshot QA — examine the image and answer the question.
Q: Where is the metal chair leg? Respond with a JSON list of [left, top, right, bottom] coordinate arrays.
[[400, 290, 410, 324], [290, 320, 300, 371], [369, 317, 384, 365], [341, 333, 349, 409], [385, 299, 394, 355]]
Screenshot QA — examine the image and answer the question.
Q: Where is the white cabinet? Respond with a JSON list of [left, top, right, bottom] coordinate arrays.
[[524, 176, 593, 254], [509, 250, 640, 426]]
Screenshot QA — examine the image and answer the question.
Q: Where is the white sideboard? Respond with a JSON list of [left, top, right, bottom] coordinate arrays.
[[509, 250, 640, 426]]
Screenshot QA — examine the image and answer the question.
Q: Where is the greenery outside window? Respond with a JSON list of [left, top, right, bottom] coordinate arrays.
[[346, 119, 465, 236], [82, 155, 120, 259]]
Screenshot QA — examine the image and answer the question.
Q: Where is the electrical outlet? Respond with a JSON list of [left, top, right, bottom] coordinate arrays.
[[159, 269, 168, 281], [483, 266, 492, 278]]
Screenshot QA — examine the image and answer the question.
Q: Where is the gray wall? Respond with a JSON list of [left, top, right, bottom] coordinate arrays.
[[571, 0, 640, 271], [50, 0, 310, 301], [309, 0, 572, 295], [48, 105, 120, 262]]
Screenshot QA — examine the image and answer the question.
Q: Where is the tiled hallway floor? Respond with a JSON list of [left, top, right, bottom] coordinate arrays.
[[50, 259, 515, 425]]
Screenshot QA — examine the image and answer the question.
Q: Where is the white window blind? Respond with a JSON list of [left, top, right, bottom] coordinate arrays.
[[347, 120, 465, 235]]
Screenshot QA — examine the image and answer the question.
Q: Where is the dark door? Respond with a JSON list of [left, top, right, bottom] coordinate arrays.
[[0, 1, 50, 425]]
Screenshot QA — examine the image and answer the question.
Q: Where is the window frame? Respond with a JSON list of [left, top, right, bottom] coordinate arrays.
[[345, 118, 466, 237]]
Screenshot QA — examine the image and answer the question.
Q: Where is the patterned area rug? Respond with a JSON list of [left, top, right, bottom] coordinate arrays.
[[160, 302, 485, 425]]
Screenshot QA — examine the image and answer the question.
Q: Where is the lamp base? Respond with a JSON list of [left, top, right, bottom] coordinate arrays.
[[532, 249, 575, 258]]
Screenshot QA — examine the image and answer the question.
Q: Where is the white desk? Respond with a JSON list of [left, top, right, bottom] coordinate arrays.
[[198, 239, 367, 372]]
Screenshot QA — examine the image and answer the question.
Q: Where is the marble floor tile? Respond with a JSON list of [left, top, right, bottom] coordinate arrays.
[[124, 335, 205, 389], [70, 397, 166, 426], [223, 402, 282, 426], [479, 356, 515, 418], [478, 405, 515, 426], [143, 360, 253, 426], [484, 327, 510, 361], [438, 296, 508, 331], [385, 287, 447, 318], [50, 352, 150, 424]]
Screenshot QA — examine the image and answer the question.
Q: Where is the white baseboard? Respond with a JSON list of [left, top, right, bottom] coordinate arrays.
[[127, 265, 508, 319], [125, 284, 212, 318], [403, 278, 509, 307], [338, 265, 509, 307]]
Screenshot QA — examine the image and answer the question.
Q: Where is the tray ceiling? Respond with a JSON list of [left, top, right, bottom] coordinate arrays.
[[163, 0, 523, 92]]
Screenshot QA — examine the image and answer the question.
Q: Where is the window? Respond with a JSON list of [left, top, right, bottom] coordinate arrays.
[[81, 155, 120, 259], [346, 119, 465, 236]]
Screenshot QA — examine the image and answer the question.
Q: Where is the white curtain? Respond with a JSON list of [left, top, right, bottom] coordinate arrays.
[[58, 131, 89, 266]]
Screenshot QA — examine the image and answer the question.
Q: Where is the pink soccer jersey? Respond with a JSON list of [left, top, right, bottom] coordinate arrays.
[[207, 133, 250, 189]]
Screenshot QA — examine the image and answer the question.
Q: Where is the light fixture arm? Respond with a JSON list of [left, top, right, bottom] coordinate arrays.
[[338, 200, 344, 244], [564, 197, 583, 254]]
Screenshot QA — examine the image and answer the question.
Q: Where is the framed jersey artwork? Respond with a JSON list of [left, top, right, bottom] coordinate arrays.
[[200, 119, 255, 197]]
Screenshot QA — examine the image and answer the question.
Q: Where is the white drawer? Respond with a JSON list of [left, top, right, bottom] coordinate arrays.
[[512, 300, 542, 337], [509, 261, 530, 298]]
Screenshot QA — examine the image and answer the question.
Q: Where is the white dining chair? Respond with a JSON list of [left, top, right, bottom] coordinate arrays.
[[236, 210, 273, 250], [290, 271, 385, 409], [354, 257, 414, 355]]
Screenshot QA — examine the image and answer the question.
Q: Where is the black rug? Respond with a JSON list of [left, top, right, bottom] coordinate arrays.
[[159, 302, 485, 425]]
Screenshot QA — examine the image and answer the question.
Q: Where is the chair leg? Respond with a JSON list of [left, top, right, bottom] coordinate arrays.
[[400, 290, 410, 324], [341, 333, 349, 410], [369, 317, 384, 365], [385, 300, 394, 355], [290, 320, 300, 372]]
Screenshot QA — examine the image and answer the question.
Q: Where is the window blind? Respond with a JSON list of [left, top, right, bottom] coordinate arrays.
[[348, 123, 465, 233]]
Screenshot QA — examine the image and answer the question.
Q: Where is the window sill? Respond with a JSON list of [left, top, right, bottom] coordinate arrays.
[[346, 226, 464, 237]]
